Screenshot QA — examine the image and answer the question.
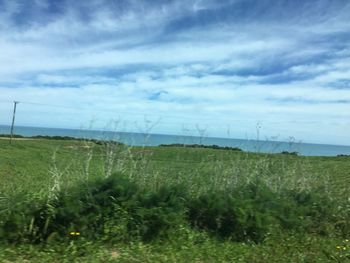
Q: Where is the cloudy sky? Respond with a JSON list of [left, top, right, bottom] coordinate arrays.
[[0, 0, 350, 145]]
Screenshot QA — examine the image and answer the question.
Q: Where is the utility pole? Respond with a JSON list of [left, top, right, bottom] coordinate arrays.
[[10, 101, 19, 144]]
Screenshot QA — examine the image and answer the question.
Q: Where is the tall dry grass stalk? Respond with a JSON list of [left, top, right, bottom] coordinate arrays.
[[48, 149, 64, 202]]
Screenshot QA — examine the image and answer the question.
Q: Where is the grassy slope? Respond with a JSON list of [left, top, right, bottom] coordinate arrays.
[[1, 138, 349, 198], [0, 138, 350, 262]]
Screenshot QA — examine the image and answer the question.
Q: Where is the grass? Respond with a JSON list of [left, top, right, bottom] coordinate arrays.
[[0, 137, 350, 262]]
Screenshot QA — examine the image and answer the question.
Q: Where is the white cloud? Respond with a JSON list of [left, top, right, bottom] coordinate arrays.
[[0, 0, 350, 145]]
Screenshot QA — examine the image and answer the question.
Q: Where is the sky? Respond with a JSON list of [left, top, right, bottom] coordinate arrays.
[[0, 0, 350, 145]]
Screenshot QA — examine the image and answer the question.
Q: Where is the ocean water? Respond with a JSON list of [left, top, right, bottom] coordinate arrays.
[[1, 125, 350, 157]]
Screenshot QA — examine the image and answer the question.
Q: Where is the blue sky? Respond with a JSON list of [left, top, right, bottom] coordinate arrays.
[[0, 0, 350, 145]]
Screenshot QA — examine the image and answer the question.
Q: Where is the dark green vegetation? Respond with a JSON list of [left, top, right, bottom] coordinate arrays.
[[0, 134, 124, 145], [0, 138, 350, 262], [160, 143, 242, 151], [280, 151, 299, 156]]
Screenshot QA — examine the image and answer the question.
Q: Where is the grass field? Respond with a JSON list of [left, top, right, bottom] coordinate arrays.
[[0, 138, 350, 262]]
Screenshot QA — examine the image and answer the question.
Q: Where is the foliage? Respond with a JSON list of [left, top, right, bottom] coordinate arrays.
[[1, 174, 348, 245], [187, 180, 347, 242], [280, 151, 299, 156], [1, 174, 188, 243], [160, 143, 242, 151], [0, 138, 350, 261], [0, 134, 124, 145]]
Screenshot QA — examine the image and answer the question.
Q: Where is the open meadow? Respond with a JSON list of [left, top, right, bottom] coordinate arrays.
[[0, 138, 350, 262]]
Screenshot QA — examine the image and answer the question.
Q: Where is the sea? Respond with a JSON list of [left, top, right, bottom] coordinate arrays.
[[1, 125, 350, 157]]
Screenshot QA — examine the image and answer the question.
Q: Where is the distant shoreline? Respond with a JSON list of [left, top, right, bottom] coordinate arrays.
[[2, 134, 350, 157], [1, 125, 350, 156], [1, 124, 349, 148]]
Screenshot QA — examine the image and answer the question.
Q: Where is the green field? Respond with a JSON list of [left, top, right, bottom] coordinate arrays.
[[0, 138, 350, 262]]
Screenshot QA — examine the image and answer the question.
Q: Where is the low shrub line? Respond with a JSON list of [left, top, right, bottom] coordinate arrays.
[[159, 143, 243, 151], [0, 134, 124, 146], [1, 173, 349, 245]]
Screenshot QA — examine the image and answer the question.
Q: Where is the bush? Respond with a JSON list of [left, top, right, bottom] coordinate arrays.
[[0, 198, 47, 243], [187, 181, 345, 242], [1, 173, 348, 244], [129, 184, 188, 241], [6, 174, 188, 243], [159, 144, 242, 151], [187, 183, 280, 242], [280, 151, 299, 156], [284, 189, 341, 235], [48, 175, 139, 239]]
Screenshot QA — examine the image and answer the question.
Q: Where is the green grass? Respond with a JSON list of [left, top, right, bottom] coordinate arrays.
[[0, 138, 350, 262], [2, 138, 349, 198], [1, 234, 349, 262]]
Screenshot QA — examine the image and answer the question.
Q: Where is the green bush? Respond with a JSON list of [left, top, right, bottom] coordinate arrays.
[[187, 180, 345, 242], [0, 199, 47, 243], [129, 184, 188, 241], [1, 173, 348, 245], [60, 175, 139, 234], [24, 174, 186, 242], [187, 182, 280, 242], [284, 189, 342, 235]]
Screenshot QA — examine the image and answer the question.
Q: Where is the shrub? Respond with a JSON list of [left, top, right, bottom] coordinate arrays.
[[280, 151, 299, 156], [0, 198, 47, 243], [187, 180, 345, 242], [12, 174, 188, 242], [187, 182, 280, 242], [1, 173, 348, 245], [159, 144, 242, 151], [129, 184, 188, 241]]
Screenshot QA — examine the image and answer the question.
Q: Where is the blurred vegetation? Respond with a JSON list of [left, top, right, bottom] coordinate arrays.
[[160, 143, 243, 151], [0, 138, 349, 262]]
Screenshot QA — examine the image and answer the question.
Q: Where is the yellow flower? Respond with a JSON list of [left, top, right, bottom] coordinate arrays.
[[336, 246, 342, 250], [69, 231, 81, 236]]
